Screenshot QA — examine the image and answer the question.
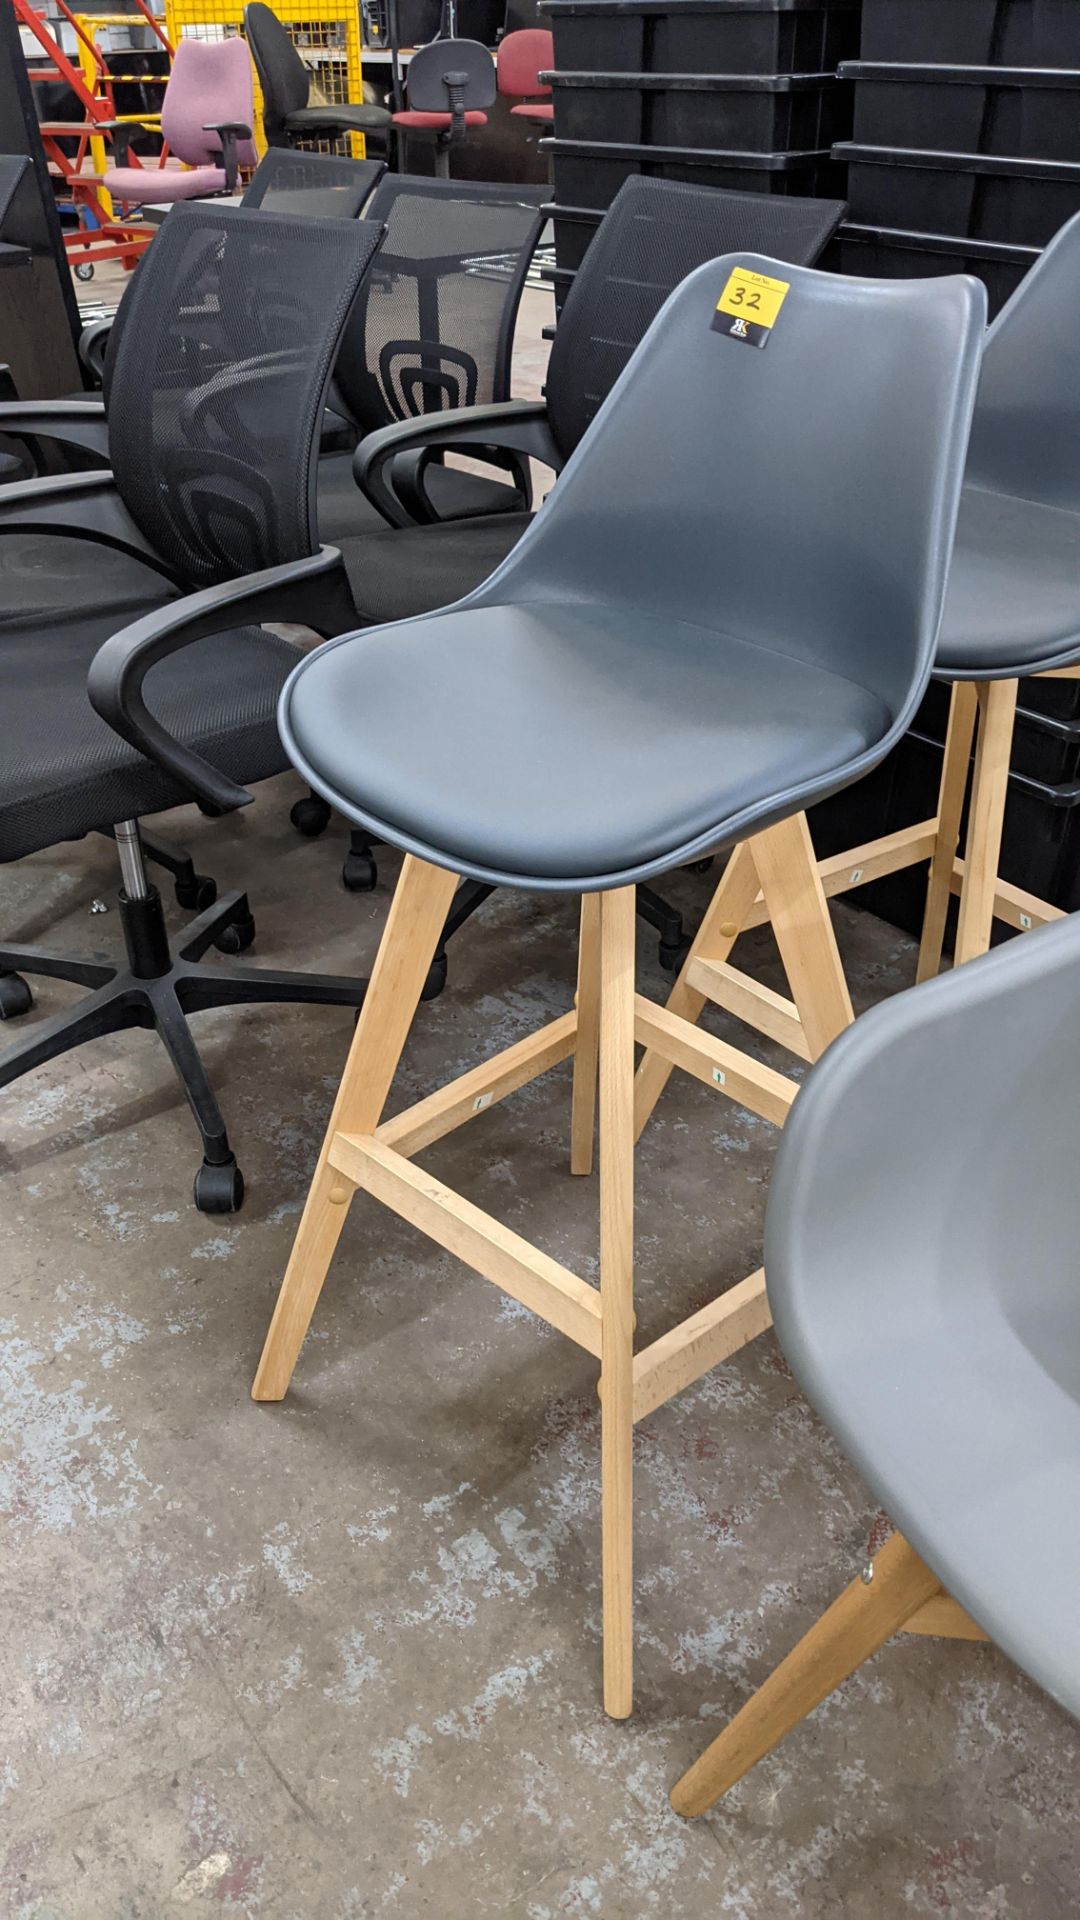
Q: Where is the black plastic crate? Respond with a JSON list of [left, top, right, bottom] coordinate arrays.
[[541, 0, 860, 79], [859, 0, 1080, 70], [837, 143, 1080, 248], [830, 220, 1037, 318], [548, 136, 840, 210], [845, 62, 1080, 164], [549, 70, 847, 152], [549, 199, 604, 271]]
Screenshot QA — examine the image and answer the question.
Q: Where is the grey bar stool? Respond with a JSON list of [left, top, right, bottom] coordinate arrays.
[[672, 913, 1080, 1814], [638, 210, 1080, 1117], [252, 255, 985, 1716]]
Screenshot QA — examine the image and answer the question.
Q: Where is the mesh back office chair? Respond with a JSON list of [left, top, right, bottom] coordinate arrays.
[[242, 145, 385, 214], [252, 256, 985, 1716], [672, 915, 1080, 1814], [392, 37, 496, 178], [101, 35, 256, 209], [0, 203, 383, 1212], [637, 207, 1080, 1108], [314, 174, 548, 561], [243, 1, 391, 152], [326, 177, 845, 906]]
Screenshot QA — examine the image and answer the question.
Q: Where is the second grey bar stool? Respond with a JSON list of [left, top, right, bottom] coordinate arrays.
[[252, 255, 985, 1716]]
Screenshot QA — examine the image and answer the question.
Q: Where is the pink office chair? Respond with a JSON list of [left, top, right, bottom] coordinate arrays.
[[102, 36, 256, 209], [497, 28, 553, 131]]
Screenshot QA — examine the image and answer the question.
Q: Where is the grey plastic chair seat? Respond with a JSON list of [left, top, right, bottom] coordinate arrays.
[[317, 450, 517, 547], [283, 599, 893, 887], [766, 913, 1080, 1719], [937, 484, 1080, 680]]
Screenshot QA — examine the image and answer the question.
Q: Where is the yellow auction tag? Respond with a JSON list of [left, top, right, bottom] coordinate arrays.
[[712, 266, 791, 350]]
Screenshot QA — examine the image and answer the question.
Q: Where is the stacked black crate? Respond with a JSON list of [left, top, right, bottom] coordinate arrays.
[[540, 0, 860, 303], [834, 0, 1080, 316], [810, 0, 1080, 941]]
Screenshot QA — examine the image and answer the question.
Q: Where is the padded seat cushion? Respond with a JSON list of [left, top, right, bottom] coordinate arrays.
[[285, 103, 391, 132], [510, 102, 553, 120], [339, 509, 531, 622], [317, 450, 522, 547], [0, 600, 299, 865], [939, 485, 1080, 679], [103, 165, 226, 202], [392, 110, 488, 128], [281, 601, 893, 887]]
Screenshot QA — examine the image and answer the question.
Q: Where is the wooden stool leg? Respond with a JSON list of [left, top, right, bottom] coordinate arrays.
[[750, 813, 853, 1060], [634, 842, 761, 1140], [670, 1532, 941, 1815], [599, 884, 637, 1718], [252, 854, 460, 1402], [916, 681, 979, 984], [954, 679, 1019, 968], [570, 894, 601, 1175]]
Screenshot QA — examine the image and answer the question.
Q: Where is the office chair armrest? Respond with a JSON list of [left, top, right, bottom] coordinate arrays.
[[0, 470, 179, 579], [353, 400, 560, 529], [0, 399, 110, 467], [78, 318, 114, 382], [203, 121, 252, 192], [87, 546, 357, 814], [95, 119, 156, 167]]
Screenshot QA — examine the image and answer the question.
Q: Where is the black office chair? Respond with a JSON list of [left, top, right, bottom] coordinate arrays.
[[243, 1, 391, 154], [241, 145, 385, 215], [317, 173, 548, 549], [0, 202, 383, 1213], [321, 177, 847, 915], [392, 37, 496, 178]]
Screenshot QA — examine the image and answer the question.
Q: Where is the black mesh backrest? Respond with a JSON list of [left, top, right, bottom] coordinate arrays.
[[106, 202, 383, 587], [242, 149, 385, 216], [332, 175, 546, 428], [243, 2, 309, 142], [546, 176, 846, 460]]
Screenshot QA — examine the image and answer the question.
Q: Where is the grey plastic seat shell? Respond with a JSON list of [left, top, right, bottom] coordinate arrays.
[[765, 912, 1080, 1722], [938, 208, 1080, 681], [280, 255, 985, 892]]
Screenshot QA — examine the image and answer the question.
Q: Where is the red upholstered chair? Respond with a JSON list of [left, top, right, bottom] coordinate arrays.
[[392, 37, 495, 177], [497, 28, 553, 132]]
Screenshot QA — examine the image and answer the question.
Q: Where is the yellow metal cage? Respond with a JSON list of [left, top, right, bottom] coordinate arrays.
[[162, 0, 367, 158]]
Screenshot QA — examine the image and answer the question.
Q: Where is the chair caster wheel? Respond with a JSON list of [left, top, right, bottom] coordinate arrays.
[[421, 954, 448, 1001], [685, 857, 714, 875], [75, 261, 94, 283], [193, 1157, 245, 1213], [290, 795, 332, 838], [0, 972, 33, 1018], [215, 912, 256, 955], [342, 850, 378, 892], [658, 939, 691, 973], [175, 873, 217, 912]]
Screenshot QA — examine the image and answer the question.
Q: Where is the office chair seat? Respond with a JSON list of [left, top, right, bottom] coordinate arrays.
[[318, 451, 519, 545], [510, 102, 553, 121], [281, 599, 892, 887], [937, 484, 1080, 680], [766, 913, 1080, 1717], [0, 605, 297, 866], [392, 110, 488, 130], [102, 164, 229, 203], [339, 510, 529, 619], [284, 103, 391, 137]]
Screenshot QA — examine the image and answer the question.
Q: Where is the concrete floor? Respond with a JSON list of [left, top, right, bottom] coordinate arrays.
[[3, 251, 1077, 1920], [2, 803, 1079, 1919]]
